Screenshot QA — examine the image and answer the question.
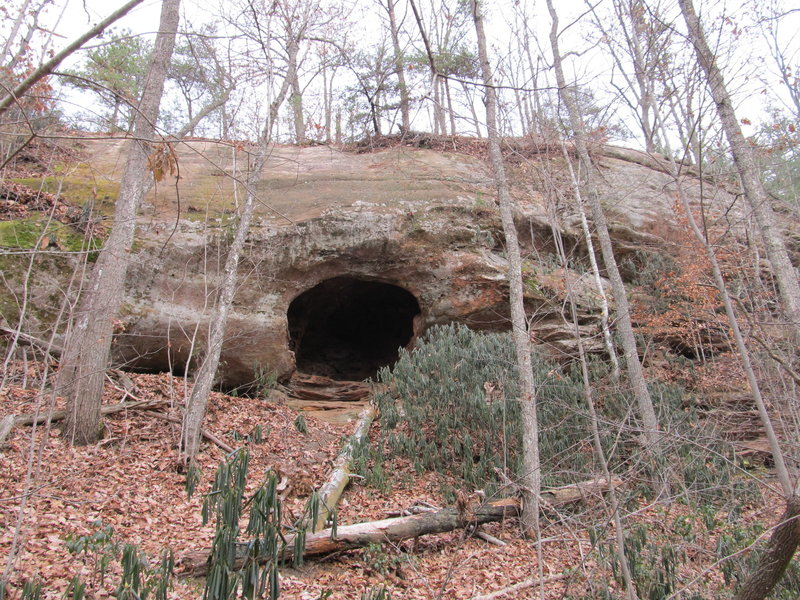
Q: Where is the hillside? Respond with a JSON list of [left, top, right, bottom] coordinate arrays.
[[1, 135, 798, 599]]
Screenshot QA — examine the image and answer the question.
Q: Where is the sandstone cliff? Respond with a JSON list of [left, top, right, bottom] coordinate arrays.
[[2, 137, 748, 386]]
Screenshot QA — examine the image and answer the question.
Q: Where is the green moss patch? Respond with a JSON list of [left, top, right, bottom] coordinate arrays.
[[0, 216, 101, 254], [10, 176, 120, 216]]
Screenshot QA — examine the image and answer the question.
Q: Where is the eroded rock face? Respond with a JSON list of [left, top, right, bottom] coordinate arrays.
[[22, 140, 743, 385]]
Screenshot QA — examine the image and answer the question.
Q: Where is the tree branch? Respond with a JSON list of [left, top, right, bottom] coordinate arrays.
[[0, 0, 146, 118]]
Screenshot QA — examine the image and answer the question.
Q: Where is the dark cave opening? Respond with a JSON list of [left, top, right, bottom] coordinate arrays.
[[287, 277, 421, 381]]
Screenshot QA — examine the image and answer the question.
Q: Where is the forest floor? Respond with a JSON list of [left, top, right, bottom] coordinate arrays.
[[0, 359, 784, 599]]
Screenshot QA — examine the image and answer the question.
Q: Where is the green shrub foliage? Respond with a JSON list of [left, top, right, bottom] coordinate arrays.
[[202, 449, 292, 600], [372, 324, 590, 495]]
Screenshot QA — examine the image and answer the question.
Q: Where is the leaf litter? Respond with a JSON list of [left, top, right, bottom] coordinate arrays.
[[0, 359, 787, 599]]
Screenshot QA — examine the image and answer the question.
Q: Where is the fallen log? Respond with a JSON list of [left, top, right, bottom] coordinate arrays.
[[179, 476, 620, 577], [310, 404, 376, 531], [0, 324, 64, 357], [0, 415, 14, 446], [284, 374, 372, 402], [540, 476, 622, 506], [179, 498, 520, 577], [11, 398, 164, 427], [286, 400, 368, 412], [287, 388, 370, 402]]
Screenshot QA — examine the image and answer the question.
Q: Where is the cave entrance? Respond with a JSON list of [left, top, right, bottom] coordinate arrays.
[[288, 277, 421, 381]]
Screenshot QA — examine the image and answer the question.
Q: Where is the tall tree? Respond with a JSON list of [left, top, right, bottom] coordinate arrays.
[[382, 0, 410, 133], [166, 22, 235, 136], [545, 0, 666, 483], [181, 137, 268, 463], [181, 3, 287, 463], [678, 0, 800, 340], [343, 42, 395, 137], [549, 199, 638, 600], [57, 0, 181, 445], [469, 0, 541, 539], [672, 165, 798, 600], [410, 0, 473, 136], [559, 144, 620, 380], [587, 0, 672, 152]]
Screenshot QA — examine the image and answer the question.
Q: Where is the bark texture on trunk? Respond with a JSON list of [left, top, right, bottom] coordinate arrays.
[[287, 38, 305, 144], [546, 0, 664, 467], [733, 497, 800, 600], [57, 0, 180, 445], [385, 0, 409, 133], [181, 142, 267, 461], [471, 0, 540, 536], [678, 0, 800, 339]]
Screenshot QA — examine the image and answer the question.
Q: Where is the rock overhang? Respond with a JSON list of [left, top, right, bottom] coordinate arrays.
[[8, 139, 743, 387]]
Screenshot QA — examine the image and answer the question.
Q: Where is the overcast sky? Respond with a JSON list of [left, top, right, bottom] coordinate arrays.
[[34, 0, 800, 144]]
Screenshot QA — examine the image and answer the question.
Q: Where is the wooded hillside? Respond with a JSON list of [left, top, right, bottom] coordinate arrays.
[[1, 0, 799, 598]]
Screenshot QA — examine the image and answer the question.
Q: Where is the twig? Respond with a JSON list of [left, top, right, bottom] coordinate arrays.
[[474, 528, 506, 546], [470, 573, 569, 600]]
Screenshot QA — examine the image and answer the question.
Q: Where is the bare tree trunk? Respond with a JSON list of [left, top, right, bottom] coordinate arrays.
[[323, 62, 332, 143], [287, 38, 305, 144], [617, 0, 658, 152], [268, 75, 292, 142], [444, 76, 456, 136], [734, 497, 800, 600], [559, 142, 620, 380], [432, 77, 444, 135], [549, 212, 638, 600], [545, 0, 665, 477], [408, 0, 444, 137], [110, 96, 122, 131], [181, 132, 271, 462], [678, 0, 800, 339], [470, 0, 540, 538], [514, 88, 528, 137], [461, 80, 482, 137], [56, 0, 181, 445], [385, 0, 409, 134]]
